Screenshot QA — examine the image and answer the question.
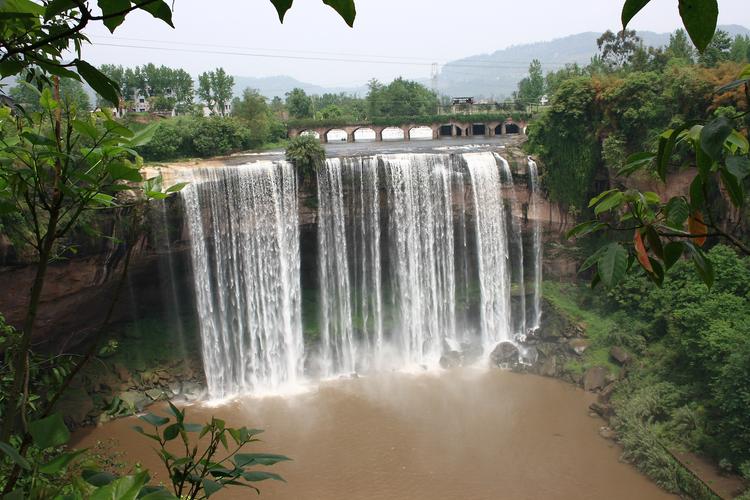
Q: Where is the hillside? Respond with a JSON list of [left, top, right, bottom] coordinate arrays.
[[436, 24, 750, 98]]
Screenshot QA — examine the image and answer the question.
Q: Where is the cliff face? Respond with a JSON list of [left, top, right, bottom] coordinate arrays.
[[0, 143, 568, 349]]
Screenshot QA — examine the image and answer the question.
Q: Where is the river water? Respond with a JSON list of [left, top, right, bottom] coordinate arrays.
[[74, 370, 674, 499]]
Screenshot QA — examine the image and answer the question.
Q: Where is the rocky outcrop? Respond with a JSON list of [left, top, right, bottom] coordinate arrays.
[[490, 342, 520, 368]]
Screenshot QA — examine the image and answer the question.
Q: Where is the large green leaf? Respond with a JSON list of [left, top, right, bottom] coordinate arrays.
[[323, 0, 356, 26], [44, 0, 77, 20], [75, 60, 120, 106], [621, 0, 651, 28], [684, 242, 714, 288], [0, 442, 31, 470], [269, 0, 293, 21], [139, 413, 170, 427], [726, 155, 750, 182], [90, 472, 149, 500], [39, 448, 88, 474], [719, 167, 745, 207], [242, 471, 285, 482], [97, 0, 130, 32], [29, 413, 70, 449], [234, 453, 292, 467], [700, 117, 733, 161], [202, 479, 223, 497], [678, 0, 718, 52], [664, 197, 690, 228], [140, 0, 174, 28], [597, 243, 628, 288], [663, 241, 684, 270]]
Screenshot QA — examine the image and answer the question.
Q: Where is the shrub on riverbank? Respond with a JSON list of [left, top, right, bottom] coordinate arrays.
[[137, 116, 286, 161]]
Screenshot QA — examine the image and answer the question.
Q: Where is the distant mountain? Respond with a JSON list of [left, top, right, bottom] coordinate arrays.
[[231, 75, 367, 100], [437, 24, 750, 99]]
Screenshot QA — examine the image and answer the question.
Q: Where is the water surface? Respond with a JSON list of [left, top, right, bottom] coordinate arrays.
[[74, 370, 673, 499]]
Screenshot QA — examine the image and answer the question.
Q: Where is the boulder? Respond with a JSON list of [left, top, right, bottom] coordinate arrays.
[[568, 338, 590, 356], [540, 356, 558, 377], [597, 382, 617, 404], [599, 427, 617, 440], [145, 388, 167, 401], [583, 366, 608, 392], [609, 346, 631, 366], [589, 401, 614, 419], [490, 342, 520, 367], [118, 390, 151, 412]]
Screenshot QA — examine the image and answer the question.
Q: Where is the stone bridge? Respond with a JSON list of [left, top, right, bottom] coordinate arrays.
[[288, 119, 528, 143]]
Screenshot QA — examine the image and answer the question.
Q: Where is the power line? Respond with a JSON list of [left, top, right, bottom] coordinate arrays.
[[89, 40, 572, 70]]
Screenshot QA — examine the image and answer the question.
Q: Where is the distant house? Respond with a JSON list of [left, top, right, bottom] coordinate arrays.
[[539, 94, 550, 106], [202, 101, 232, 117]]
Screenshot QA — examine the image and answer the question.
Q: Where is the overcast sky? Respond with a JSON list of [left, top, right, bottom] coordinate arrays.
[[81, 0, 750, 87]]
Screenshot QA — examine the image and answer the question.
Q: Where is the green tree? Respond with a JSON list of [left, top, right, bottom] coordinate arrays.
[[699, 29, 733, 67], [545, 63, 586, 96], [285, 87, 314, 119], [666, 29, 696, 63], [9, 78, 90, 113], [729, 35, 750, 63], [597, 29, 642, 70], [517, 59, 545, 103], [232, 88, 277, 147], [366, 77, 438, 117], [198, 68, 234, 116], [286, 135, 325, 183]]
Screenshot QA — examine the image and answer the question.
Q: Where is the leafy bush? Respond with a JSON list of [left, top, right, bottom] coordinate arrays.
[[604, 245, 750, 467], [137, 116, 255, 161], [285, 135, 325, 183]]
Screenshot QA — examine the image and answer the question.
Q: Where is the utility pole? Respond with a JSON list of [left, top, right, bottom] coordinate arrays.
[[431, 62, 439, 113]]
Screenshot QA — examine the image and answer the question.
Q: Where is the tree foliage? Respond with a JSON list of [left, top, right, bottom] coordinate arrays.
[[198, 68, 234, 117], [285, 135, 325, 183], [285, 87, 314, 119], [366, 77, 439, 118], [517, 59, 545, 103]]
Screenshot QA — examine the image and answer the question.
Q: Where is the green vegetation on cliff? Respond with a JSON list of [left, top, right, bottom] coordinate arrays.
[[552, 246, 750, 487]]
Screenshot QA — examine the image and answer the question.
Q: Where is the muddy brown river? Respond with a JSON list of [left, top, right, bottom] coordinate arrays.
[[74, 370, 674, 499]]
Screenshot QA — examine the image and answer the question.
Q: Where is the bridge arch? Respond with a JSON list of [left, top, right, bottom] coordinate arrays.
[[382, 127, 405, 141], [325, 128, 348, 142], [353, 127, 377, 142], [505, 122, 520, 134], [409, 126, 434, 140], [300, 130, 320, 139], [494, 124, 503, 135], [472, 123, 487, 136]]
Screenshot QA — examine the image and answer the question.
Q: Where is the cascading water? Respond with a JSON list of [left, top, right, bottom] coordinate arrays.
[[465, 152, 512, 349], [179, 151, 541, 395], [182, 161, 303, 399], [383, 154, 458, 367], [495, 153, 527, 338], [527, 158, 543, 330], [316, 158, 356, 376]]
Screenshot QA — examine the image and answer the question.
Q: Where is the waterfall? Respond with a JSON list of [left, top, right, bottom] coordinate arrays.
[[182, 161, 303, 399], [495, 154, 527, 338], [465, 152, 512, 349], [528, 158, 543, 330], [178, 151, 540, 396], [317, 158, 355, 376], [382, 154, 457, 367]]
